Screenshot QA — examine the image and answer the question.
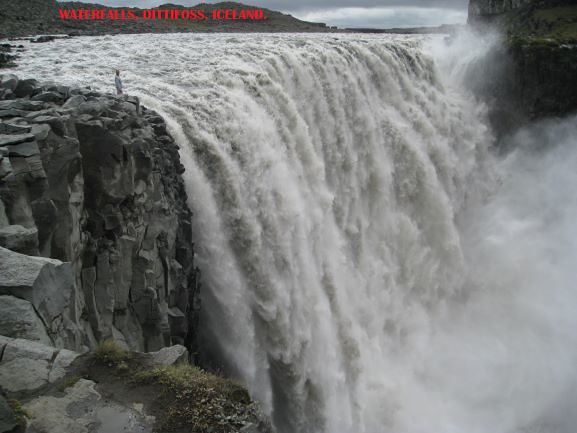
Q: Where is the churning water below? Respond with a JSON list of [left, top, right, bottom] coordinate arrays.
[[9, 32, 577, 433]]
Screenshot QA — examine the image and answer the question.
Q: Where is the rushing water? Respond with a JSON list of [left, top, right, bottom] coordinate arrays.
[[8, 32, 577, 433]]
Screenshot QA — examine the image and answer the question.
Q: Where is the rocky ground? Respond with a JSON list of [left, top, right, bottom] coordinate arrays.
[[0, 337, 269, 433]]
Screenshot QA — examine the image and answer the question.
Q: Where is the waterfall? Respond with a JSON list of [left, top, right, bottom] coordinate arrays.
[[11, 32, 577, 433]]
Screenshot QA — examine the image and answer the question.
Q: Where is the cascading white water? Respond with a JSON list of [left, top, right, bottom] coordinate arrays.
[[10, 32, 577, 433]]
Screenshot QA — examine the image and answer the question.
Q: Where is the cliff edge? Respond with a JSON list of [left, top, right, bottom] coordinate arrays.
[[0, 73, 199, 355], [467, 0, 577, 132]]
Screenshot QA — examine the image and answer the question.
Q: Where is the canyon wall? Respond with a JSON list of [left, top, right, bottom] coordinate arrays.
[[0, 74, 199, 354]]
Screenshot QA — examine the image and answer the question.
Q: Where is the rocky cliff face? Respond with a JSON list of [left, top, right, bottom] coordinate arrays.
[[466, 0, 577, 133], [468, 0, 533, 22], [0, 73, 199, 354]]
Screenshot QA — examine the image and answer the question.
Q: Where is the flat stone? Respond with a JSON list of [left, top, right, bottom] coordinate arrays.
[[0, 99, 44, 111], [147, 344, 188, 366], [0, 338, 55, 394], [5, 140, 40, 157], [24, 379, 154, 433], [47, 348, 80, 383], [30, 123, 52, 141], [0, 123, 31, 134], [0, 133, 35, 147], [0, 224, 38, 255], [32, 91, 63, 103], [0, 109, 26, 118], [62, 94, 86, 109], [0, 337, 80, 396]]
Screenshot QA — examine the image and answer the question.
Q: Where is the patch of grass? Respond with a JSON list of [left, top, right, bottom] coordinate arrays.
[[134, 364, 255, 433], [505, 6, 577, 43], [8, 398, 29, 420], [93, 339, 129, 365], [57, 374, 82, 392]]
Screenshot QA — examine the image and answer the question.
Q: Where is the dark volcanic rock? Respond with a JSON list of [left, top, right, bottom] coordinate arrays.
[[0, 74, 199, 355], [0, 45, 17, 70], [466, 0, 577, 133]]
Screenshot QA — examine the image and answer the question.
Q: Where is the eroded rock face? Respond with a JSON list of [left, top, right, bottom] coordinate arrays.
[[468, 0, 533, 22], [0, 74, 199, 354]]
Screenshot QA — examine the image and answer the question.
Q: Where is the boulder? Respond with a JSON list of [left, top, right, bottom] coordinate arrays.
[[0, 74, 18, 92], [147, 344, 189, 366], [0, 123, 30, 134], [32, 91, 63, 103], [0, 336, 79, 395], [0, 99, 43, 112], [13, 79, 39, 98], [0, 247, 82, 350], [62, 94, 86, 109], [0, 225, 38, 255], [0, 295, 51, 344]]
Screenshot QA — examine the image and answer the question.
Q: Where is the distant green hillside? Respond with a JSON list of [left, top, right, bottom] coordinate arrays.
[[505, 5, 577, 43], [0, 0, 334, 37]]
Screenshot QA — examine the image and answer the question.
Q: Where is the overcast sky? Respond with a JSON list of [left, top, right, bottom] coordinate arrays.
[[81, 0, 469, 28]]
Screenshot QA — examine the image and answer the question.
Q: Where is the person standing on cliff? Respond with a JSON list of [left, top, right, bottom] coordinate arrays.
[[115, 69, 123, 95]]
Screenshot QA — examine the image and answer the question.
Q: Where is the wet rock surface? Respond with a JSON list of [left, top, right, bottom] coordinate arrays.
[[466, 0, 577, 133], [0, 74, 200, 355], [23, 379, 155, 433], [0, 336, 269, 433]]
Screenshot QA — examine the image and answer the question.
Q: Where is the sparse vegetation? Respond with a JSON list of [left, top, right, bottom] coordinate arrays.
[[57, 374, 82, 392], [93, 339, 129, 365], [8, 398, 29, 421], [133, 364, 262, 433]]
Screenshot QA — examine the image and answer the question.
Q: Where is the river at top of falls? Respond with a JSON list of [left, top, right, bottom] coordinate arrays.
[[9, 32, 577, 433]]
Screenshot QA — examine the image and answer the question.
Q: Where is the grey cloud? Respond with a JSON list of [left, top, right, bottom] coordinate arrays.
[[294, 7, 467, 28], [81, 0, 468, 11]]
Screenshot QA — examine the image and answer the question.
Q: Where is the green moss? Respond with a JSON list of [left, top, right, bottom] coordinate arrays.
[[133, 364, 255, 433], [57, 374, 82, 392], [8, 399, 29, 420], [505, 6, 577, 43], [93, 339, 129, 365]]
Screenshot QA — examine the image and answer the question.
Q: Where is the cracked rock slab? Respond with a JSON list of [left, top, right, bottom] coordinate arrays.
[[24, 379, 154, 433], [0, 336, 79, 395]]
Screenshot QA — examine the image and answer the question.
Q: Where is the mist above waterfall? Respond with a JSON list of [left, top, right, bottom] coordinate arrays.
[[9, 32, 577, 433]]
